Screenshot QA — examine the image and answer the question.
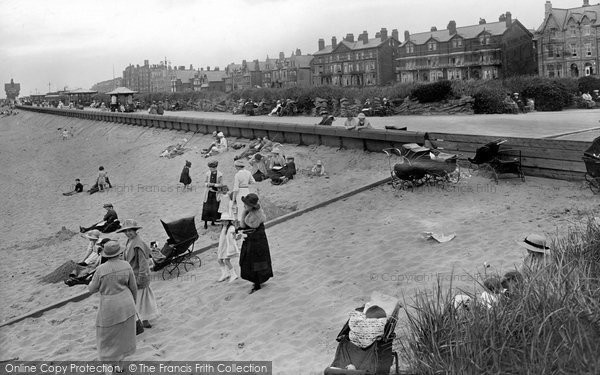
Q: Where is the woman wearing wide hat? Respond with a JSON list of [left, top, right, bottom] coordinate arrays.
[[202, 160, 223, 229], [88, 241, 137, 368], [118, 219, 159, 328], [238, 193, 273, 294], [517, 233, 551, 273]]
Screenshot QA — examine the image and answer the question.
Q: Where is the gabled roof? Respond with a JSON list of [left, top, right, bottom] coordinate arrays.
[[289, 54, 313, 68], [536, 4, 600, 33], [401, 21, 509, 46], [171, 69, 196, 82], [313, 37, 392, 55], [105, 87, 137, 95]]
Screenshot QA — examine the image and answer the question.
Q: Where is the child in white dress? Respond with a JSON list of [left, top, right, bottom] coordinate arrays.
[[216, 202, 240, 282]]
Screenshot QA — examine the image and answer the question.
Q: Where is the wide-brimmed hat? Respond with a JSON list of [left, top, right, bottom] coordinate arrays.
[[101, 241, 123, 258], [234, 160, 246, 168], [83, 229, 101, 241], [216, 132, 224, 138], [207, 160, 218, 168], [103, 203, 113, 208], [241, 193, 260, 209], [253, 154, 263, 161], [517, 234, 550, 253], [357, 113, 366, 119], [116, 219, 142, 233]]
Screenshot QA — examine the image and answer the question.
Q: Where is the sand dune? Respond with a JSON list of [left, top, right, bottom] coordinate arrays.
[[0, 112, 598, 373]]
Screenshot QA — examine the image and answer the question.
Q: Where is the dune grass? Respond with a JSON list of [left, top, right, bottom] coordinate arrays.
[[399, 218, 600, 374]]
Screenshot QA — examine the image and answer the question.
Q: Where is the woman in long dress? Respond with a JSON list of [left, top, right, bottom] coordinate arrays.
[[238, 193, 273, 294], [88, 241, 137, 369], [202, 160, 223, 229], [118, 219, 159, 328]]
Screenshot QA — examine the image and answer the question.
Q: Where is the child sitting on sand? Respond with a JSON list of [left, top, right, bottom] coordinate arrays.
[[63, 178, 84, 196], [310, 160, 326, 177]]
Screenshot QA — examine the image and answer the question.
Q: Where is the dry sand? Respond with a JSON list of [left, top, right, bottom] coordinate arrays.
[[0, 111, 598, 373]]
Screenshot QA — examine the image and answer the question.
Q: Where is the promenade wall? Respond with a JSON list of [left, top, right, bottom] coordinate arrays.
[[17, 106, 591, 181]]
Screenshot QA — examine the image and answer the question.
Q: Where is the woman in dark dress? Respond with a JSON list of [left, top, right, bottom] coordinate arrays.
[[201, 160, 222, 229], [238, 193, 273, 294], [179, 160, 192, 190]]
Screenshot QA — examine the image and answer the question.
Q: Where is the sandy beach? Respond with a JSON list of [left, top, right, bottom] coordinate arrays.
[[0, 111, 598, 373]]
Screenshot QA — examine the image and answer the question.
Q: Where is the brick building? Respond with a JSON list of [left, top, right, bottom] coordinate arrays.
[[397, 13, 536, 82], [122, 60, 171, 93], [535, 0, 600, 78], [311, 28, 401, 87]]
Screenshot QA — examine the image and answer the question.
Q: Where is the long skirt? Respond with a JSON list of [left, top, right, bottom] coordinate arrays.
[[97, 315, 136, 361], [239, 224, 273, 285], [202, 191, 221, 222], [136, 286, 159, 321]]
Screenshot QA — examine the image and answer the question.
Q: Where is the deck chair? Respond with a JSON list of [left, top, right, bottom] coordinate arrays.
[[324, 292, 401, 375], [154, 216, 201, 279], [468, 139, 524, 183]]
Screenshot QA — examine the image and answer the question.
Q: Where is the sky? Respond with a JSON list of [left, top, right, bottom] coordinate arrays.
[[0, 0, 587, 97]]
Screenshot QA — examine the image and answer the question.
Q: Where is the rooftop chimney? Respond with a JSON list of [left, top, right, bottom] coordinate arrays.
[[318, 38, 325, 51], [404, 30, 410, 41], [448, 20, 457, 35], [545, 1, 552, 17], [254, 59, 260, 71], [296, 48, 301, 56], [380, 28, 388, 40], [360, 30, 369, 44], [345, 33, 354, 42], [430, 26, 437, 31], [505, 11, 512, 26], [392, 29, 399, 40], [332, 36, 337, 48], [279, 51, 285, 60], [375, 31, 381, 38], [479, 18, 486, 25], [583, 0, 590, 6]]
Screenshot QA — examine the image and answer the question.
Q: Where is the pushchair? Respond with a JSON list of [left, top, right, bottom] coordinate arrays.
[[152, 216, 201, 279], [383, 145, 460, 190], [467, 139, 525, 183], [324, 293, 401, 374], [583, 136, 600, 194]]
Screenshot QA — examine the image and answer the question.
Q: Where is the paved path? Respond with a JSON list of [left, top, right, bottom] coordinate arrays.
[[165, 109, 600, 141]]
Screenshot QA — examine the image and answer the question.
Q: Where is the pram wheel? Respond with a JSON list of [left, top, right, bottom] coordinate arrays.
[[586, 173, 600, 194]]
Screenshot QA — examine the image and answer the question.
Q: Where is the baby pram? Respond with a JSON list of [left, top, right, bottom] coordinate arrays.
[[383, 145, 460, 190], [583, 136, 600, 194], [152, 216, 201, 279], [467, 139, 524, 183], [324, 293, 401, 374]]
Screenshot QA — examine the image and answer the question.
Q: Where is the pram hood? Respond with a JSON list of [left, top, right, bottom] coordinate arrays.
[[160, 216, 199, 246]]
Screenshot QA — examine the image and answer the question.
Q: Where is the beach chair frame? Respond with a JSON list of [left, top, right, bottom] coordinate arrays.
[[324, 302, 401, 375]]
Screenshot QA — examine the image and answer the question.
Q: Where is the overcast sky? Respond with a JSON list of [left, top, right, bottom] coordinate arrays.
[[0, 0, 585, 97]]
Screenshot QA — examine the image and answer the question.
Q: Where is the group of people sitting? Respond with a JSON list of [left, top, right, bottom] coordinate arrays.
[[453, 233, 552, 311], [202, 131, 228, 158]]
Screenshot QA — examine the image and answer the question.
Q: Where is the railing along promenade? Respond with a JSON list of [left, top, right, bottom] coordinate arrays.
[[17, 106, 591, 181]]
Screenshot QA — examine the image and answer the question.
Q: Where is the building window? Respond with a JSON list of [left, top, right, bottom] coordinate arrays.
[[571, 44, 578, 56], [583, 25, 591, 36], [570, 25, 577, 37], [406, 44, 414, 53], [550, 28, 557, 38], [547, 64, 555, 78], [547, 45, 553, 58], [428, 41, 437, 51], [585, 43, 592, 56]]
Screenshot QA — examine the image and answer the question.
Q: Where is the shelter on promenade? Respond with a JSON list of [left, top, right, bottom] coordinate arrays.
[[106, 87, 138, 111]]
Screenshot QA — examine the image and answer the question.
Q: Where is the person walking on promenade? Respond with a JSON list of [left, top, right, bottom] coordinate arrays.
[[238, 193, 272, 294], [88, 241, 137, 372], [118, 219, 159, 329]]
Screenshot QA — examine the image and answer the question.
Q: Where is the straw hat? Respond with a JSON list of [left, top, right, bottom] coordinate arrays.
[[217, 132, 224, 138], [517, 234, 550, 253], [234, 160, 246, 168], [103, 203, 113, 208], [116, 219, 142, 233], [83, 229, 101, 241], [241, 193, 260, 209], [101, 241, 123, 258]]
